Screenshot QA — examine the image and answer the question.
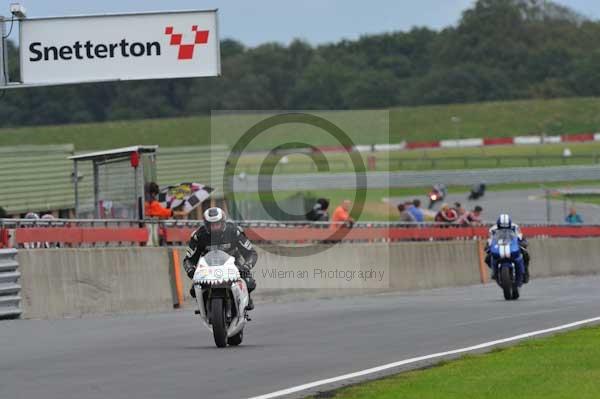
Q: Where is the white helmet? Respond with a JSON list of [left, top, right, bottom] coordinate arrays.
[[203, 207, 225, 233], [497, 213, 512, 229]]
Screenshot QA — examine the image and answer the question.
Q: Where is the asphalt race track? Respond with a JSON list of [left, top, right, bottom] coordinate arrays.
[[1, 276, 600, 399]]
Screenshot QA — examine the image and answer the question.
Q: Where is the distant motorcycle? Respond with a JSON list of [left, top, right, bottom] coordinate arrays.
[[193, 250, 250, 347], [468, 183, 486, 200], [428, 185, 446, 209], [490, 230, 524, 300]]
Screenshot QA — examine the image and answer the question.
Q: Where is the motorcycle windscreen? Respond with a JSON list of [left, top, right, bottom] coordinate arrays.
[[203, 250, 233, 267], [495, 229, 517, 245]]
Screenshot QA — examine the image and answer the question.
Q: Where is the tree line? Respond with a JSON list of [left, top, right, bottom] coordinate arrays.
[[1, 0, 600, 128]]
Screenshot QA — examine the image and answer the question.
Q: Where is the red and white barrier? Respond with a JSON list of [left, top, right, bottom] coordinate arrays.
[[346, 131, 600, 154], [440, 138, 484, 148], [514, 136, 542, 145]]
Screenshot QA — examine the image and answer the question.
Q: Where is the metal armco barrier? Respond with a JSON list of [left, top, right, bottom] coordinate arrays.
[[0, 249, 21, 319]]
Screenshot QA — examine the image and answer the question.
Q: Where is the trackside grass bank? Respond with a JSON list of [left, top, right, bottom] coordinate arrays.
[[314, 325, 600, 399], [1, 97, 600, 150]]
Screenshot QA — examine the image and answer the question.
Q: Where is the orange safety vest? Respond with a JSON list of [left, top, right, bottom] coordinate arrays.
[[144, 200, 173, 218]]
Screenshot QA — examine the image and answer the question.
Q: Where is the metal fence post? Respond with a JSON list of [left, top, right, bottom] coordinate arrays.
[[0, 15, 6, 87]]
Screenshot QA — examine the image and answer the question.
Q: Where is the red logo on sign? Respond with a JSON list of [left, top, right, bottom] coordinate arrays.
[[164, 25, 209, 60]]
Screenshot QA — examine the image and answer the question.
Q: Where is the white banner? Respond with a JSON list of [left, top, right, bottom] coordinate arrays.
[[19, 10, 220, 85]]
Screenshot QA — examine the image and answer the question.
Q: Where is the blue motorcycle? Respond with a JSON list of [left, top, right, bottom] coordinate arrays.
[[490, 229, 524, 300]]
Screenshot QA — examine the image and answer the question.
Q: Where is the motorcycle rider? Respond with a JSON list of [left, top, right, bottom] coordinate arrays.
[[183, 207, 258, 310], [432, 183, 448, 198], [469, 182, 486, 200], [428, 183, 448, 209], [485, 214, 530, 283]]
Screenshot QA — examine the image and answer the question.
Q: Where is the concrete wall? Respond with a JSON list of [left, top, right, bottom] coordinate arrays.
[[388, 241, 481, 290], [17, 238, 600, 319], [19, 248, 174, 319], [528, 238, 600, 278]]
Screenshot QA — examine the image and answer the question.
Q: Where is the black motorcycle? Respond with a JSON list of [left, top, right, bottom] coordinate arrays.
[[468, 183, 486, 200]]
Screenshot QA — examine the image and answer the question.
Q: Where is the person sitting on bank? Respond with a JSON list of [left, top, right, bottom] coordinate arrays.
[[408, 199, 424, 223], [398, 203, 416, 223], [435, 203, 458, 224], [457, 205, 483, 226], [144, 182, 187, 219]]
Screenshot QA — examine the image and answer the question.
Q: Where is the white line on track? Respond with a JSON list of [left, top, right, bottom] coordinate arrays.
[[248, 316, 600, 399]]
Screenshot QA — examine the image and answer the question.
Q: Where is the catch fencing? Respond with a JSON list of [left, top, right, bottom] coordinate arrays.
[[0, 249, 21, 319]]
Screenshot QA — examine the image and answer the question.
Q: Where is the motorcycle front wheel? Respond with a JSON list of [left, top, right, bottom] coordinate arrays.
[[211, 298, 228, 348], [501, 267, 512, 301]]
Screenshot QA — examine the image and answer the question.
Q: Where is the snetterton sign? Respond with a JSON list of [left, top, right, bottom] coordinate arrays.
[[19, 10, 220, 85]]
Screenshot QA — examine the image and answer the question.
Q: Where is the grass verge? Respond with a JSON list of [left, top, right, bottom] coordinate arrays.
[[236, 142, 600, 174], [312, 325, 600, 399], [1, 97, 600, 150]]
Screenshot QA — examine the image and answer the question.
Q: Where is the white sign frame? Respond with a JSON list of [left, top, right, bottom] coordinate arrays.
[[12, 9, 220, 88]]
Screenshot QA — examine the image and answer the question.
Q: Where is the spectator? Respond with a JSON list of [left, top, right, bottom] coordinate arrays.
[[435, 203, 458, 224], [0, 206, 7, 218], [408, 199, 424, 222], [454, 202, 466, 217], [331, 199, 355, 229], [398, 203, 416, 223], [565, 207, 584, 225], [307, 198, 330, 222], [457, 206, 483, 226], [144, 182, 187, 219], [23, 213, 41, 249]]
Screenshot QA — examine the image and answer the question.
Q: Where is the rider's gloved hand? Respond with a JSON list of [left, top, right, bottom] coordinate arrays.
[[184, 263, 196, 279], [238, 263, 252, 279]]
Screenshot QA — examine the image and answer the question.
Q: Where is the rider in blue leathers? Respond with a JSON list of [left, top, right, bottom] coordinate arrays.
[[485, 214, 530, 283]]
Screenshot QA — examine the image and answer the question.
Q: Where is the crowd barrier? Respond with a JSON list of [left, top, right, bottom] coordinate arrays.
[[2, 219, 600, 248]]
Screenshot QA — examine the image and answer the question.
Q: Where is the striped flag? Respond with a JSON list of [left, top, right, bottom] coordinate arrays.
[[157, 183, 213, 214]]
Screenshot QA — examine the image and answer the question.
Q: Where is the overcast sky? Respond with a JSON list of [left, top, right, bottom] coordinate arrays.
[[2, 0, 600, 47]]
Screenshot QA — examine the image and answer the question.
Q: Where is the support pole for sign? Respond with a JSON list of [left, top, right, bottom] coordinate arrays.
[[0, 16, 6, 87], [73, 160, 79, 218], [93, 161, 100, 219]]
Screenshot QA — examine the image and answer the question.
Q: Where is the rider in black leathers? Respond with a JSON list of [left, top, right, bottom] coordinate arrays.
[[183, 207, 258, 310]]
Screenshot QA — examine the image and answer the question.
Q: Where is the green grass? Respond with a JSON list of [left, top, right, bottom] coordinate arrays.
[[1, 97, 600, 151], [316, 325, 600, 399], [390, 97, 600, 141], [568, 195, 600, 206], [234, 142, 600, 174], [552, 194, 600, 206]]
